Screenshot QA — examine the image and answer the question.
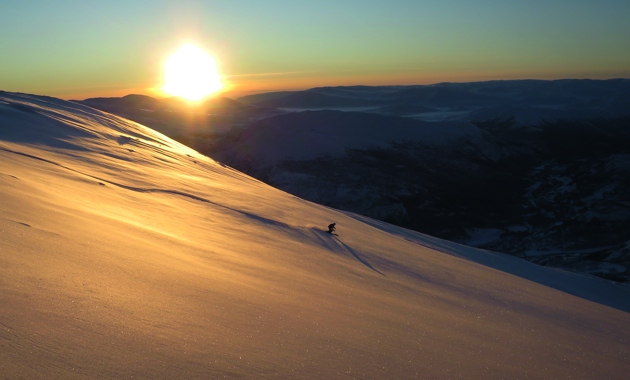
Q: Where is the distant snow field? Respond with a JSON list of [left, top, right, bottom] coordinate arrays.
[[1, 91, 629, 379]]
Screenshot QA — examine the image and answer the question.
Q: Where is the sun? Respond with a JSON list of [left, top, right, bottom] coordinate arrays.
[[162, 44, 223, 101]]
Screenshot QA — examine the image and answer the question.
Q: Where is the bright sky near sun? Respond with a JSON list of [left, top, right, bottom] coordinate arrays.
[[1, 0, 629, 99], [162, 44, 223, 100]]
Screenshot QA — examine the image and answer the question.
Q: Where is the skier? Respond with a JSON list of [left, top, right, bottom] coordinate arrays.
[[327, 223, 336, 234]]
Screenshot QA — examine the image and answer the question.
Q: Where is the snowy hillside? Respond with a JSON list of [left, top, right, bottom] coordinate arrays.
[[1, 91, 629, 379]]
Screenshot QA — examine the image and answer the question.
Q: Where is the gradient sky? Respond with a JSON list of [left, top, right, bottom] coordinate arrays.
[[1, 0, 629, 99]]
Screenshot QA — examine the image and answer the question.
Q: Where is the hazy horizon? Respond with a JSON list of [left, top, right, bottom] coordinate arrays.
[[62, 76, 629, 102], [2, 1, 630, 100]]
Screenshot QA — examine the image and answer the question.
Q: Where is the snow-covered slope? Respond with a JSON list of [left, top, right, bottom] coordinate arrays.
[[1, 91, 629, 380]]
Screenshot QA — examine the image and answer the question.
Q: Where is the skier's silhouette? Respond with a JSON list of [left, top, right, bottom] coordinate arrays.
[[327, 223, 336, 234]]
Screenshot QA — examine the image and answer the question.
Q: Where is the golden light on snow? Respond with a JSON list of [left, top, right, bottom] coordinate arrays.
[[162, 44, 223, 101], [2, 91, 630, 380]]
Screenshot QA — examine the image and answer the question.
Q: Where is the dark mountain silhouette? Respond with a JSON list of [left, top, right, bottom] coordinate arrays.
[[74, 94, 278, 146], [238, 79, 630, 122], [77, 94, 247, 114]]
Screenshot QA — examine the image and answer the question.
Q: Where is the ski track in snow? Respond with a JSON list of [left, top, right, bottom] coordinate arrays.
[[346, 212, 630, 313]]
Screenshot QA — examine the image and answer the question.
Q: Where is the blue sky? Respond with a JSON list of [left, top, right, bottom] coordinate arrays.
[[1, 0, 629, 98]]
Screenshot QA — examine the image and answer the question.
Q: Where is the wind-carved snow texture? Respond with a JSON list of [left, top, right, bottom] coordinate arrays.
[[1, 91, 629, 380]]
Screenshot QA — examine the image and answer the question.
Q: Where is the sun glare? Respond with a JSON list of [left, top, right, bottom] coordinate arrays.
[[162, 44, 223, 101]]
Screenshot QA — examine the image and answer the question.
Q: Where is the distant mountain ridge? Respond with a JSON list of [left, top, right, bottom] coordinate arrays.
[[238, 79, 630, 122], [76, 93, 248, 114], [77, 79, 630, 126], [74, 93, 277, 141]]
